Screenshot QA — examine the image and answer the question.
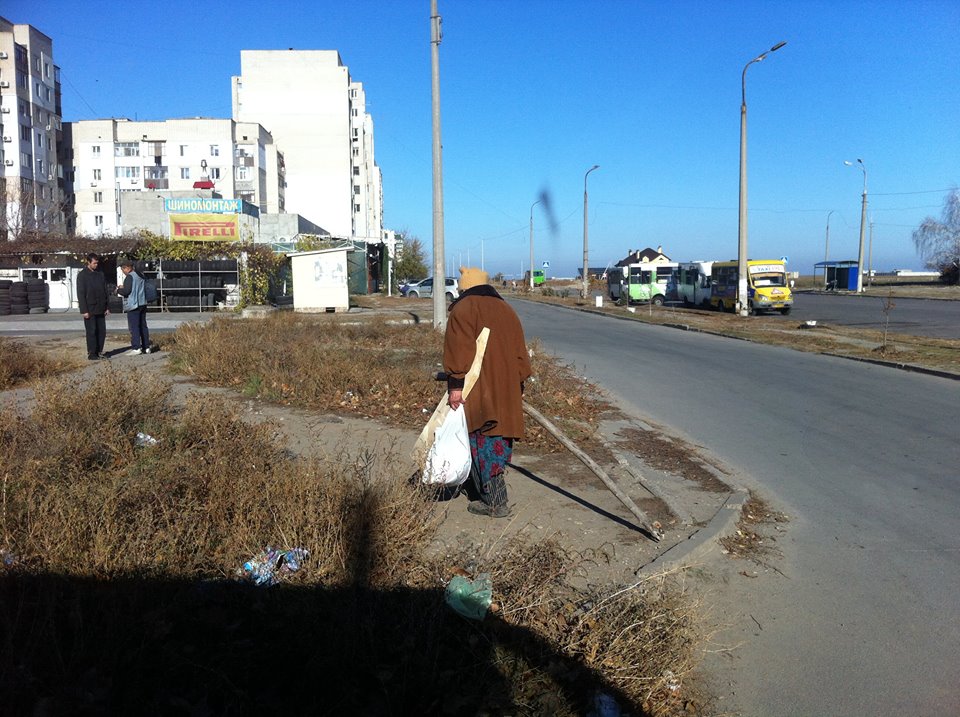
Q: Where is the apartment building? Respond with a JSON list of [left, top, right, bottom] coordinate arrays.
[[0, 16, 63, 239], [232, 50, 383, 240], [64, 117, 284, 236]]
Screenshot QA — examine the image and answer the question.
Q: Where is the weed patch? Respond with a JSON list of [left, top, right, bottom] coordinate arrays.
[[0, 337, 78, 390], [0, 369, 706, 715], [169, 313, 618, 453]]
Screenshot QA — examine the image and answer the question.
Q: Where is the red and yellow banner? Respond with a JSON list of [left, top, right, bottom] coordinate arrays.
[[169, 213, 240, 241]]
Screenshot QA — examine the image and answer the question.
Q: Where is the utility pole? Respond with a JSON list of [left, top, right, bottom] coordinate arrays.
[[430, 0, 446, 328], [582, 165, 600, 300], [529, 197, 542, 289]]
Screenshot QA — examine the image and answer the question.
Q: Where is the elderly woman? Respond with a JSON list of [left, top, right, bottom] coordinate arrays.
[[444, 267, 532, 517]]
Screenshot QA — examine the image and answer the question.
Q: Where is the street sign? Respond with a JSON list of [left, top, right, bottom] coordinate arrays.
[[542, 261, 550, 268], [780, 256, 789, 264]]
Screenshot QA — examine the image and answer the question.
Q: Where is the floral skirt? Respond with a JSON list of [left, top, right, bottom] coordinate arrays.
[[469, 431, 513, 506]]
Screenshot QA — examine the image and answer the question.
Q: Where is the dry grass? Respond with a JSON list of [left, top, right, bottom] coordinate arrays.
[[168, 312, 619, 453], [719, 492, 789, 567], [0, 368, 705, 715], [0, 337, 79, 390]]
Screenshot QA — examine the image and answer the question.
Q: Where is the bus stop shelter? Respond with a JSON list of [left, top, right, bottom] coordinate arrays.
[[814, 260, 860, 291]]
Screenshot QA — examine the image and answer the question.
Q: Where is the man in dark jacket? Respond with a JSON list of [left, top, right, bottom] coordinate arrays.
[[76, 252, 110, 360]]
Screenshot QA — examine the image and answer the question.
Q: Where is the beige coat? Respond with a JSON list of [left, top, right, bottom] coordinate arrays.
[[443, 287, 532, 438]]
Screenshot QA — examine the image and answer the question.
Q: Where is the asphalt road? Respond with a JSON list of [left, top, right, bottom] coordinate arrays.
[[770, 291, 960, 339], [512, 299, 960, 717]]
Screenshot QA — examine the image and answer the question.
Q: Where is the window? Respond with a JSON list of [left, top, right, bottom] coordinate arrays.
[[210, 144, 219, 156], [91, 145, 101, 157], [353, 167, 360, 176], [353, 185, 360, 195], [180, 167, 190, 179], [352, 147, 359, 157], [18, 101, 28, 117], [92, 168, 102, 181], [179, 144, 187, 156], [16, 72, 26, 89], [210, 167, 221, 180], [352, 108, 358, 117], [94, 191, 103, 203], [34, 56, 41, 72], [236, 166, 248, 181], [36, 158, 43, 175], [44, 62, 50, 78], [114, 142, 139, 157], [145, 167, 167, 180], [354, 203, 360, 213], [36, 132, 43, 148], [94, 215, 103, 227], [114, 166, 140, 179], [20, 124, 31, 141]]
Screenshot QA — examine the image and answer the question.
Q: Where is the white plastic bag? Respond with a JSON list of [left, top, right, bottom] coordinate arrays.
[[421, 405, 472, 486]]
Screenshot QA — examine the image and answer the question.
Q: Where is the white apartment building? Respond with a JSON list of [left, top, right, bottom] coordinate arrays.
[[0, 16, 63, 240], [231, 50, 383, 240], [64, 117, 284, 237]]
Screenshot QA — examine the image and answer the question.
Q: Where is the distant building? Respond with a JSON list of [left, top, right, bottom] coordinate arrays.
[[616, 246, 670, 267], [0, 16, 63, 239], [232, 50, 383, 241], [64, 118, 285, 237]]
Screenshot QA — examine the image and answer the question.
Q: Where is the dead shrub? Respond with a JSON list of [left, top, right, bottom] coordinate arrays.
[[0, 337, 78, 390], [170, 314, 617, 453]]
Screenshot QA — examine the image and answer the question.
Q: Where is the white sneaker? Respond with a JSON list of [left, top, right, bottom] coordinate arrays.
[[126, 348, 143, 356], [144, 346, 153, 354]]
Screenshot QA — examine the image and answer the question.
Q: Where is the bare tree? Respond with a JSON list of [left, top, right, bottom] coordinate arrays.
[[912, 189, 960, 284]]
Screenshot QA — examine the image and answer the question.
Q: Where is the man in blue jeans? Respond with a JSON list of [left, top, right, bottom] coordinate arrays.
[[76, 252, 110, 360], [116, 259, 152, 355]]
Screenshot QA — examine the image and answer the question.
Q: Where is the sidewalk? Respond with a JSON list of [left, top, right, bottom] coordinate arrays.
[[0, 310, 218, 336]]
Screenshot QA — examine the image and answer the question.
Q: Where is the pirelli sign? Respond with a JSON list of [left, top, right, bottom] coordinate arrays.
[[169, 213, 240, 241]]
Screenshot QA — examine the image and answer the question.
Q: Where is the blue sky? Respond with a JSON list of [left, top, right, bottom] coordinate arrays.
[[9, 0, 959, 277]]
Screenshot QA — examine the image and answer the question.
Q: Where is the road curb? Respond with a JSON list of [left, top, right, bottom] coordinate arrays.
[[636, 489, 750, 577]]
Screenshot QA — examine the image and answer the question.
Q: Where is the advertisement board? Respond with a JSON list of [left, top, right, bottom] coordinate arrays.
[[169, 213, 240, 241], [164, 198, 241, 214]]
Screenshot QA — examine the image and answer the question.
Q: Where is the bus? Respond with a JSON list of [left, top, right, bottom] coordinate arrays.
[[524, 269, 546, 286], [677, 261, 714, 308], [607, 261, 678, 306], [708, 260, 793, 314]]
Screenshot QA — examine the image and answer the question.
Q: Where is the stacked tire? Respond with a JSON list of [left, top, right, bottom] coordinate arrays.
[[27, 280, 49, 314], [0, 279, 11, 316], [9, 281, 30, 315]]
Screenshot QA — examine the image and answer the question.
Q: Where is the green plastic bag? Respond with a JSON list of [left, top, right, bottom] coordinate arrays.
[[444, 573, 493, 620]]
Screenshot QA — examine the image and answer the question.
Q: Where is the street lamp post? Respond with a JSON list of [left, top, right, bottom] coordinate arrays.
[[824, 210, 834, 288], [844, 159, 868, 293], [529, 197, 542, 290], [738, 40, 786, 316], [582, 165, 600, 300]]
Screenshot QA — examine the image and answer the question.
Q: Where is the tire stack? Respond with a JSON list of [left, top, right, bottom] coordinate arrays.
[[0, 280, 11, 316], [9, 281, 30, 315], [27, 280, 49, 314]]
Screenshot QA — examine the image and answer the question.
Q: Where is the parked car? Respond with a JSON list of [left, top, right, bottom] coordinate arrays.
[[404, 276, 459, 300]]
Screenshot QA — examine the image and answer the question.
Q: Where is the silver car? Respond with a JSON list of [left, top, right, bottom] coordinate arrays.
[[405, 276, 459, 300]]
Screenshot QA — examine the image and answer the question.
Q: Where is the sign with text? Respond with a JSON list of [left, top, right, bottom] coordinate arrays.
[[164, 197, 241, 214], [169, 213, 240, 241]]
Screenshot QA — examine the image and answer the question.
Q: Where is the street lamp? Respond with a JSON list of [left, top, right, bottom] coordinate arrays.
[[582, 164, 600, 300], [529, 197, 542, 289], [844, 158, 867, 293], [738, 40, 787, 316], [824, 210, 834, 288]]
